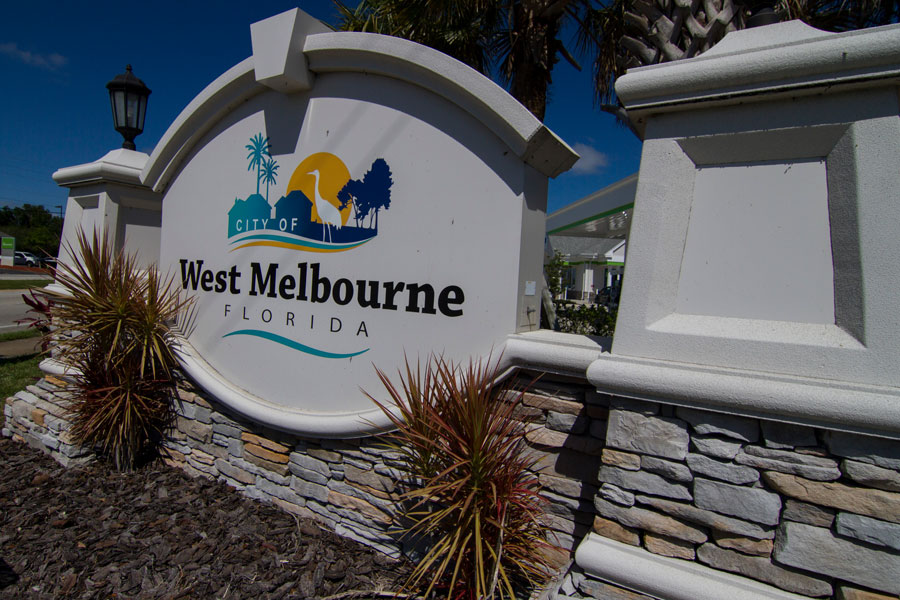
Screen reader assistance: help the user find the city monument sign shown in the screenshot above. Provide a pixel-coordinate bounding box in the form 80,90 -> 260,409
134,9 -> 578,436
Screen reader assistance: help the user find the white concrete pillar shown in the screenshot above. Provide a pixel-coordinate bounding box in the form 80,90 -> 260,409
589,19 -> 900,435
52,149 -> 160,271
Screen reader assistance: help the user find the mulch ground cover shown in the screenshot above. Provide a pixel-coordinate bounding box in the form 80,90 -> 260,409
0,437 -> 411,599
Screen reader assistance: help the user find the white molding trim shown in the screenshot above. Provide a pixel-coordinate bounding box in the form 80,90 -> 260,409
502,330 -> 607,376
42,283 -> 68,295
39,357 -> 77,380
575,534 -> 811,600
172,338 -> 396,438
587,353 -> 900,439
141,30 -> 578,192
141,58 -> 261,193
303,32 -> 577,178
616,21 -> 900,112
53,149 -> 149,189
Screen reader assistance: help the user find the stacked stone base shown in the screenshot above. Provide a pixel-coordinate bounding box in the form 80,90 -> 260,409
2,376 -> 93,467
1,373 -> 599,562
558,568 -> 654,600
163,373 -> 606,560
513,372 -> 609,553
6,373 -> 900,599
579,397 -> 900,599
163,382 -> 406,557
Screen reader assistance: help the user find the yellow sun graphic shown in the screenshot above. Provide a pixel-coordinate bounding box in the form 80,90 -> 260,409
286,152 -> 352,226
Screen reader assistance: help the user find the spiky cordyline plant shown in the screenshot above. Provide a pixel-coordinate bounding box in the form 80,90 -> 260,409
368,355 -> 557,600
46,230 -> 192,471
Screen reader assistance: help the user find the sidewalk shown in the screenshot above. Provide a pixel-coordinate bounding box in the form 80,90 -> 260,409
0,337 -> 43,359
0,268 -> 54,280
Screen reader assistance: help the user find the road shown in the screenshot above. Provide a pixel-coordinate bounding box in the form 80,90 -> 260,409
0,289 -> 43,332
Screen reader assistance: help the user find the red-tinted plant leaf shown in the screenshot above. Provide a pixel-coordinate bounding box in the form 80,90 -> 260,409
367,354 -> 558,599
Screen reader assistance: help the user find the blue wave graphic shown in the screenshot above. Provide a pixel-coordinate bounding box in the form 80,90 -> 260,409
229,232 -> 372,251
223,329 -> 369,359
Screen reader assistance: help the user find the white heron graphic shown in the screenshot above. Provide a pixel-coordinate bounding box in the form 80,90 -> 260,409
309,169 -> 343,243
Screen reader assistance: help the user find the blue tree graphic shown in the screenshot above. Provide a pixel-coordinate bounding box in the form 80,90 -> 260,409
261,156 -> 279,202
337,178 -> 366,227
363,159 -> 392,230
337,159 -> 393,230
245,133 -> 270,195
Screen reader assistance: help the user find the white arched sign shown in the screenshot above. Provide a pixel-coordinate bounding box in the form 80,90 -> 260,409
143,9 -> 577,437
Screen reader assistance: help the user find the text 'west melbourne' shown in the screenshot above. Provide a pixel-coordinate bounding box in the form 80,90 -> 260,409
179,259 -> 465,317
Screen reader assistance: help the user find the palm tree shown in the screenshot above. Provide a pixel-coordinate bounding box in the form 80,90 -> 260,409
336,0 -> 898,123
782,0 -> 899,30
335,0 -> 595,121
261,156 -> 279,202
583,0 -> 899,109
245,133 -> 270,195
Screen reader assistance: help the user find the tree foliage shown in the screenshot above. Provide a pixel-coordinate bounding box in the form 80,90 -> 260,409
0,204 -> 63,256
335,0 -> 599,120
583,0 -> 899,103
555,302 -> 617,335
544,251 -> 566,299
336,0 -> 899,118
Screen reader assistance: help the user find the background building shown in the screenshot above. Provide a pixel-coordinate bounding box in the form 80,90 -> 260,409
546,173 -> 634,302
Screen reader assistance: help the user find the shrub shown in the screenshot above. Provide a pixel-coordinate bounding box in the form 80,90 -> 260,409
46,230 -> 192,470
368,356 -> 556,600
555,303 -> 617,336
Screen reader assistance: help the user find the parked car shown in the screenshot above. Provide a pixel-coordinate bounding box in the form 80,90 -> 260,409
14,251 -> 39,266
595,286 -> 621,307
39,255 -> 57,269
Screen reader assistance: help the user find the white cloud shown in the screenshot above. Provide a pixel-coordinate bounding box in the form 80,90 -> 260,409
570,142 -> 609,175
0,42 -> 68,70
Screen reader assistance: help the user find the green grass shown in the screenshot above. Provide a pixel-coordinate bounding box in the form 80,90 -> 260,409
0,279 -> 51,291
0,328 -> 42,343
0,353 -> 43,410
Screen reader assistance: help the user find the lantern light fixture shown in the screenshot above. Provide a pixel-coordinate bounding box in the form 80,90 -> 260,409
106,65 -> 151,151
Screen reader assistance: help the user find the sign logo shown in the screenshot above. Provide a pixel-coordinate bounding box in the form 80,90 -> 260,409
179,134 -> 464,363
227,134 -> 393,253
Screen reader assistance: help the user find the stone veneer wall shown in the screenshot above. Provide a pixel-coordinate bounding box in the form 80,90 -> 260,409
5,373 -> 900,600
1,372 -> 604,559
2,376 -> 93,467
575,397 -> 900,600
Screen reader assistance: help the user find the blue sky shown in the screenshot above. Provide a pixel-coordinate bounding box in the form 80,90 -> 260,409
0,1 -> 642,216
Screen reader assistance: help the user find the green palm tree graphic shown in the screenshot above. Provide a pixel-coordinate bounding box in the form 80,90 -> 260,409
261,156 -> 279,202
245,133 -> 270,195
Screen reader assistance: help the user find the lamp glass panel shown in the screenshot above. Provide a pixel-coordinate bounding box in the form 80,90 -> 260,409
109,95 -> 118,128
126,92 -> 140,128
136,95 -> 147,130
113,90 -> 126,128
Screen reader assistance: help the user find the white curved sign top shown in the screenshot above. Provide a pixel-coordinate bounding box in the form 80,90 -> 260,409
151,9 -> 577,437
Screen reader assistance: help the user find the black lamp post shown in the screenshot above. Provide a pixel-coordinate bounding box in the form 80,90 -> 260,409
106,65 -> 151,150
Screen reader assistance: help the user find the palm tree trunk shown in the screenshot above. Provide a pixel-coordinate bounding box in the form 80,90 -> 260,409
508,1 -> 564,121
